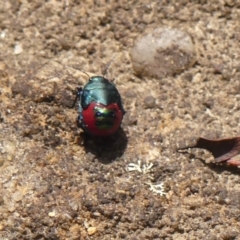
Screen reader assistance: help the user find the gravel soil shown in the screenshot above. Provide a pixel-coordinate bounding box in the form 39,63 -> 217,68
1,1 -> 240,239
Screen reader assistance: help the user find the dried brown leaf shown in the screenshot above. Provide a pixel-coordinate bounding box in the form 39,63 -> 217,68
178,137 -> 240,167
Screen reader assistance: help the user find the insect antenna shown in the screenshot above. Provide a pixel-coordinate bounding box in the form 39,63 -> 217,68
102,55 -> 116,78
66,65 -> 91,79
64,64 -> 91,108
51,60 -> 90,78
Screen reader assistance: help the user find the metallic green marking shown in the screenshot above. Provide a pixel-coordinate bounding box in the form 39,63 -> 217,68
94,106 -> 116,130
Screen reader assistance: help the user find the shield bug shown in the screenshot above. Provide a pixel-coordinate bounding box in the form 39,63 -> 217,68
72,71 -> 125,136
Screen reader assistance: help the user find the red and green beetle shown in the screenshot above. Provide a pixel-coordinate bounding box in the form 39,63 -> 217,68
73,75 -> 125,136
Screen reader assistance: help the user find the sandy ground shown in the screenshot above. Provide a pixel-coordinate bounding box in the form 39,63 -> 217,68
1,0 -> 240,239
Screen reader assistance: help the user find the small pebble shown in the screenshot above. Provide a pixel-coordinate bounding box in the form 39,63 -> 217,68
7,202 -> 16,212
0,224 -> 4,231
12,191 -> 23,202
70,224 -> 81,237
3,141 -> 16,161
144,96 -> 156,108
124,89 -> 136,98
93,211 -> 101,217
0,140 -> 16,162
0,156 -> 4,167
130,27 -> 196,78
87,226 -> 97,236
14,43 -> 23,55
2,140 -> 16,155
48,211 -> 56,217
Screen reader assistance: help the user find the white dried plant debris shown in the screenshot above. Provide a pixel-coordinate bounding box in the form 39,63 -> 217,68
142,162 -> 154,174
127,161 -> 142,173
127,160 -> 153,174
127,160 -> 166,196
145,182 -> 166,196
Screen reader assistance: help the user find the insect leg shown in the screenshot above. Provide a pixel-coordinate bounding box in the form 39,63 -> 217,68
72,87 -> 83,108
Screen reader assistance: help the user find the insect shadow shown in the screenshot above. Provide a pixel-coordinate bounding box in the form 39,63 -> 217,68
76,127 -> 128,164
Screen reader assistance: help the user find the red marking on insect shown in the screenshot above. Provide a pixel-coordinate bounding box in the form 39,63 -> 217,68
81,102 -> 124,136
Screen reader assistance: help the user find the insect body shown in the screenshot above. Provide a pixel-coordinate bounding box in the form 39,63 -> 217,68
73,76 -> 125,136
